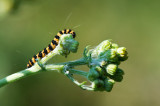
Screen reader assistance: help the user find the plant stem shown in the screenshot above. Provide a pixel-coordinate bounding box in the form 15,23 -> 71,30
0,64 -> 64,88
58,58 -> 87,66
0,69 -> 41,87
0,58 -> 88,88
69,69 -> 88,78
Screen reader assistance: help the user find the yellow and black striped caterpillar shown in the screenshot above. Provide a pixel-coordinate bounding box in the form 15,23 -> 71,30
27,29 -> 76,68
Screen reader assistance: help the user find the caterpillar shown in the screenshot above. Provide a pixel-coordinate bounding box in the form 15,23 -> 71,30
27,29 -> 76,68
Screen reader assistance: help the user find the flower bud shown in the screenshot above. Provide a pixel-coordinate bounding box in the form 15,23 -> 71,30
100,60 -> 107,67
108,68 -> 124,82
111,43 -> 119,49
104,78 -> 115,92
117,47 -> 128,61
92,79 -> 104,91
92,40 -> 112,57
95,65 -> 105,75
69,40 -> 79,53
112,75 -> 123,82
60,34 -> 79,55
106,64 -> 117,75
104,49 -> 118,62
87,67 -> 100,81
116,68 -> 125,75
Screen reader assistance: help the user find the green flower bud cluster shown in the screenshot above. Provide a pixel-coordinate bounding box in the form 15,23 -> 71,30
85,40 -> 128,92
59,34 -> 79,56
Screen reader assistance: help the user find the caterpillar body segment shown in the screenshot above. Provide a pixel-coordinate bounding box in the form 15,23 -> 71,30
27,29 -> 76,68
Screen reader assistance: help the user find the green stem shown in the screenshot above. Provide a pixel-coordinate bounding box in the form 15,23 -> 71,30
0,64 -> 64,88
0,78 -> 8,88
69,69 -> 88,78
0,58 -> 88,88
58,58 -> 87,66
0,69 -> 42,88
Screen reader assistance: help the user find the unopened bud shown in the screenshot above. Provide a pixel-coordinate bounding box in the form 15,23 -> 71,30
87,67 -> 100,81
106,64 -> 117,75
104,78 -> 115,92
92,79 -> 104,91
60,34 -> 79,55
117,47 -> 128,61
111,43 -> 119,48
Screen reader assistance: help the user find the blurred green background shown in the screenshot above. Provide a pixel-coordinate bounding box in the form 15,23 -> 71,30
0,0 -> 160,106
